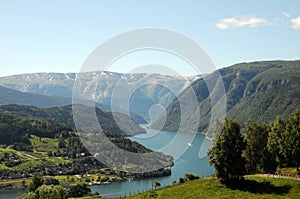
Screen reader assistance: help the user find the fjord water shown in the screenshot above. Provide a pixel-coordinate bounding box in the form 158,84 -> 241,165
0,128 -> 213,199
0,188 -> 27,199
90,127 -> 214,198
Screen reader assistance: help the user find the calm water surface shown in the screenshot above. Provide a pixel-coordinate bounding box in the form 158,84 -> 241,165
0,128 -> 214,198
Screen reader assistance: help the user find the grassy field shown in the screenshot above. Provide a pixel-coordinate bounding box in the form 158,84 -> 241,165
30,135 -> 58,153
121,175 -> 300,199
0,136 -> 71,172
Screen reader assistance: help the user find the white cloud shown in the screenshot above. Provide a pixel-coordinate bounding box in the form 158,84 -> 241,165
283,12 -> 290,18
216,15 -> 268,30
291,17 -> 300,30
216,23 -> 229,30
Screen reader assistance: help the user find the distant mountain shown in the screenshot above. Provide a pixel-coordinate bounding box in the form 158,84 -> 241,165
0,71 -> 196,122
0,104 -> 146,136
0,85 -> 72,108
0,85 -> 147,124
150,60 -> 300,133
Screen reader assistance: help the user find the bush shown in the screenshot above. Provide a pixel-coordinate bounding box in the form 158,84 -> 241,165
67,184 -> 92,198
44,178 -> 60,185
12,143 -> 33,152
179,177 -> 186,184
5,160 -> 22,168
28,175 -> 44,192
185,173 -> 200,181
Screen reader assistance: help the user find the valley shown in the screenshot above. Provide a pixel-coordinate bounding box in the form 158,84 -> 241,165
0,71 -> 196,123
2,1 -> 300,198
0,107 -> 173,191
0,60 -> 299,198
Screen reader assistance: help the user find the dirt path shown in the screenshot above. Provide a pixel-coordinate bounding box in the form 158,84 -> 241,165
22,152 -> 39,160
15,151 -> 39,160
0,178 -> 31,185
258,174 -> 300,181
0,176 -> 55,186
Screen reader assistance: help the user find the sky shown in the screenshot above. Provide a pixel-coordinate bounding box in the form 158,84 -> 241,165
0,0 -> 300,77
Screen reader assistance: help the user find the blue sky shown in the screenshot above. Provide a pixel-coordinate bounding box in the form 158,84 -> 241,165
0,0 -> 300,76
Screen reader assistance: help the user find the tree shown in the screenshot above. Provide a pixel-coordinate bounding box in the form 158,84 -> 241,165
36,185 -> 66,199
185,173 -> 200,181
58,137 -> 65,148
19,185 -> 66,199
267,116 -> 286,167
44,178 -> 60,186
178,177 -> 185,184
17,192 -> 36,199
67,183 -> 92,198
243,123 -> 276,173
153,180 -> 161,189
210,119 -> 224,145
208,119 -> 246,181
51,185 -> 67,199
28,175 -> 44,192
281,110 -> 300,171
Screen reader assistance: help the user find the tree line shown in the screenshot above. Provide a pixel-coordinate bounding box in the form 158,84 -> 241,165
18,175 -> 97,199
208,110 -> 300,181
0,114 -> 70,145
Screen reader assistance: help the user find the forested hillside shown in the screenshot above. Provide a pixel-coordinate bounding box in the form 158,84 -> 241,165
0,105 -> 173,181
151,60 -> 300,133
0,104 -> 145,136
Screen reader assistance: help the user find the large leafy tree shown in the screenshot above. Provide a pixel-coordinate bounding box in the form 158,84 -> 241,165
208,119 -> 246,181
28,175 -> 44,192
267,116 -> 286,167
243,123 -> 276,173
36,185 -> 67,199
67,183 -> 92,198
281,110 -> 300,170
18,185 -> 66,199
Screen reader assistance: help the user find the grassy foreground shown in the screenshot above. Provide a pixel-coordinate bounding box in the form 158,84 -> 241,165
120,175 -> 300,199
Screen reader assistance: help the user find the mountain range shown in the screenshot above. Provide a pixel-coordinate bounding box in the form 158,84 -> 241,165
0,85 -> 147,124
0,71 -> 196,122
1,60 -> 299,135
150,60 -> 300,133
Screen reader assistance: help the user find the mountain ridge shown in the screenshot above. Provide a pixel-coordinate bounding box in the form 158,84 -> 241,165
0,71 -> 196,122
150,60 -> 300,133
0,85 -> 147,124
0,85 -> 72,108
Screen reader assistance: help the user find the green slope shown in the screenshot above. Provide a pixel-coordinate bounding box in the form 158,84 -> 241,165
150,60 -> 300,133
0,104 -> 146,136
0,85 -> 147,125
0,112 -> 173,180
125,175 -> 300,199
